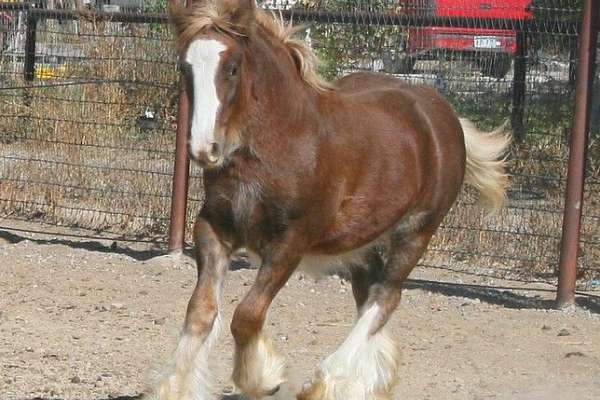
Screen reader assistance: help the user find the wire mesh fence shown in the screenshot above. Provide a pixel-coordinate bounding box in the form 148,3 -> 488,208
0,2 -> 204,244
0,0 -> 598,287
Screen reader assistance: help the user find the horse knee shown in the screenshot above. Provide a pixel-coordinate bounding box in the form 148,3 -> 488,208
185,302 -> 218,336
193,218 -> 229,271
193,217 -> 217,247
231,300 -> 265,345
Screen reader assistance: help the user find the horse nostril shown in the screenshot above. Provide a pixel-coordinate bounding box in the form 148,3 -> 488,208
207,142 -> 221,162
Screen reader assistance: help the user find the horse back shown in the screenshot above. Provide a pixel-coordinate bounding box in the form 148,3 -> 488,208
332,71 -> 466,190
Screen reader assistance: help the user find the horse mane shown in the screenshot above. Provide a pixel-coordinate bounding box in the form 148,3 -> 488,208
170,0 -> 333,92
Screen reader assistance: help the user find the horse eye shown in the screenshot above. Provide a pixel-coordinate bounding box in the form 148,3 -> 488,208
228,65 -> 238,77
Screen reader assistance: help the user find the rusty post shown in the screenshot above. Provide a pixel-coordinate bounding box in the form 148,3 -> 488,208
167,0 -> 193,254
556,0 -> 599,307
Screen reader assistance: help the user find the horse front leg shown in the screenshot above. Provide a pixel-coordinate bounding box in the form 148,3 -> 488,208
150,218 -> 231,400
230,236 -> 303,399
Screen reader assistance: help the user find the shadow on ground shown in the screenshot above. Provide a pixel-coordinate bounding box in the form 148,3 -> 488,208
406,278 -> 600,314
2,228 -> 598,314
0,228 -> 182,261
28,396 -> 143,400
0,228 -> 250,269
26,395 -> 247,400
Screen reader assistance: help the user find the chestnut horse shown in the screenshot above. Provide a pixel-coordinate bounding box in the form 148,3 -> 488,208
151,0 -> 510,399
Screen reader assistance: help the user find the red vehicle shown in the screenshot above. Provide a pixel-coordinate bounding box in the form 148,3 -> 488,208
393,0 -> 533,77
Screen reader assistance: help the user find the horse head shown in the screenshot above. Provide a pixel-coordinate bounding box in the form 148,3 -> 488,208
170,0 -> 330,169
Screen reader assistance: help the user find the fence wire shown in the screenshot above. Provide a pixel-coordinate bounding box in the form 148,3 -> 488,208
0,1 -> 598,287
0,3 -> 204,243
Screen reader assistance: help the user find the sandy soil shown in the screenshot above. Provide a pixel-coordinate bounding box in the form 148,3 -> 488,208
1,223 -> 600,400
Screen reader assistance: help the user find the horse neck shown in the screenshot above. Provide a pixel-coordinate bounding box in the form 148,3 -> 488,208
227,28 -> 321,172
247,27 -> 317,127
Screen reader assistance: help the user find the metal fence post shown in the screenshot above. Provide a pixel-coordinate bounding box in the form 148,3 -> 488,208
23,4 -> 37,105
23,7 -> 36,82
511,31 -> 527,142
556,0 -> 599,307
167,0 -> 192,254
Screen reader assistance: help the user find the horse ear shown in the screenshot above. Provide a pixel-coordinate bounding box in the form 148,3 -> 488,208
221,0 -> 256,29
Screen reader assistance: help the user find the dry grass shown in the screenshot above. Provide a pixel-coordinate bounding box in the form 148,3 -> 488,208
0,20 -> 203,240
425,124 -> 599,281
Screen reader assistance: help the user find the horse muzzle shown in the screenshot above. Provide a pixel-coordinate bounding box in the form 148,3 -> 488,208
189,141 -> 223,169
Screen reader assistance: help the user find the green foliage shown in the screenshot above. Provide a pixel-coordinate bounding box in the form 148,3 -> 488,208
295,0 -> 407,80
446,90 -> 511,131
530,0 -> 582,21
145,0 -> 168,12
309,22 -> 407,80
145,0 -> 170,35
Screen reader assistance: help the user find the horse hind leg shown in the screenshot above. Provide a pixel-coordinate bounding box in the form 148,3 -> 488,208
348,249 -> 385,314
299,219 -> 436,400
148,218 -> 230,400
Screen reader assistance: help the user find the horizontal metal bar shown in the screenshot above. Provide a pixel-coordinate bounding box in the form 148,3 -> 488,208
32,8 -> 168,23
0,197 -> 170,220
0,222 -> 168,244
0,3 -> 168,23
0,3 -> 580,34
0,1 -> 30,10
0,78 -> 173,92
0,176 -> 173,199
280,9 -> 580,35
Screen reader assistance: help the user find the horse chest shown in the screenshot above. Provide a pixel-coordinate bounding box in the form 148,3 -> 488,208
205,180 -> 288,247
230,181 -> 262,231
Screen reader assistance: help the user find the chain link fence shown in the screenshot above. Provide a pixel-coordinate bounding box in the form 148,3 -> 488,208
0,0 -> 598,287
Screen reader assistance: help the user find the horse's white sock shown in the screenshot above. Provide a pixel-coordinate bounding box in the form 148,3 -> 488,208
300,304 -> 400,400
233,333 -> 286,399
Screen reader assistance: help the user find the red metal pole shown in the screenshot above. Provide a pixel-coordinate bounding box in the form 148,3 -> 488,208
167,0 -> 193,254
556,0 -> 598,307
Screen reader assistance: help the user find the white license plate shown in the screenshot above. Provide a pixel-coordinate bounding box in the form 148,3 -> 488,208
474,37 -> 500,49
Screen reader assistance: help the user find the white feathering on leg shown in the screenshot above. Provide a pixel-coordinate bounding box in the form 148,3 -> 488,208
233,333 -> 286,399
300,304 -> 400,400
149,313 -> 222,400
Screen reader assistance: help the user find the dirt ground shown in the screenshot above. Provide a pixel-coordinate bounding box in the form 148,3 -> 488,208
1,222 -> 600,400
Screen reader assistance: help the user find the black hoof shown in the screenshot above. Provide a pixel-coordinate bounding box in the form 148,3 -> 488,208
266,385 -> 281,396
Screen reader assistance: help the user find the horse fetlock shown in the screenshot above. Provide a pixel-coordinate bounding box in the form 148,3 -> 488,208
148,326 -> 220,400
232,334 -> 286,399
147,372 -> 217,400
297,370 -> 395,400
299,322 -> 400,400
145,375 -> 183,400
156,375 -> 181,400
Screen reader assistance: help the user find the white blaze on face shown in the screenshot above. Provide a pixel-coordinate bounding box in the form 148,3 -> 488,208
185,39 -> 227,161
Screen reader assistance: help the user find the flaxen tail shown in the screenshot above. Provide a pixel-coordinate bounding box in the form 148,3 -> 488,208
460,118 -> 511,214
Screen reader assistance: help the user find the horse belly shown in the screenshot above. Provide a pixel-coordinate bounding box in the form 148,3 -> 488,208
299,231 -> 391,277
309,196 -> 404,255
239,231 -> 389,278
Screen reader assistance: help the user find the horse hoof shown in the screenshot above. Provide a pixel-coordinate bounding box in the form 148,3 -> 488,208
266,385 -> 281,396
